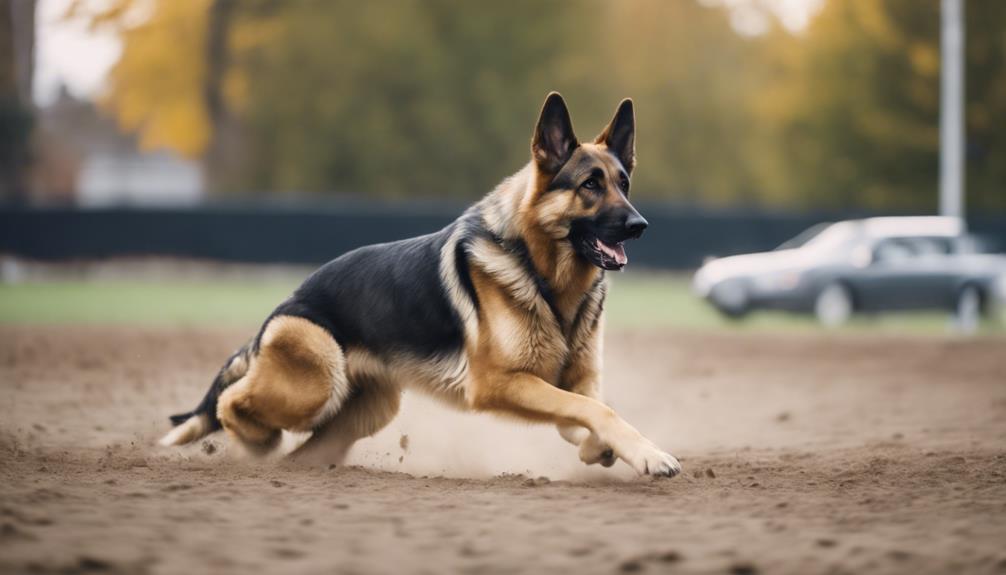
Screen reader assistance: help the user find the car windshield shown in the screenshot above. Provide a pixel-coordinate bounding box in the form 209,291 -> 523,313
776,222 -> 856,252
775,223 -> 829,250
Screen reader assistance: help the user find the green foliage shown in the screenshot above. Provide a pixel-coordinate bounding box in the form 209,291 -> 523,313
230,0 -> 765,201
96,0 -> 1006,212
754,0 -> 1005,213
237,0 -> 574,196
964,1 -> 1006,212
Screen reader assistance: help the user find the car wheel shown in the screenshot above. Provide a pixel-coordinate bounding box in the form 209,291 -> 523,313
954,285 -> 982,334
815,283 -> 852,327
710,280 -> 749,319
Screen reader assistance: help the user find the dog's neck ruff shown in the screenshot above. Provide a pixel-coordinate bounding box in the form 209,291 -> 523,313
473,163 -> 606,338
488,230 -> 566,330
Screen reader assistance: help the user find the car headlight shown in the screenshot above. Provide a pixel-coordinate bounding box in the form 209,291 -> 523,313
692,267 -> 717,297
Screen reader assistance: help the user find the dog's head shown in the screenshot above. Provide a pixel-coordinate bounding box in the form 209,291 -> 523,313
528,92 -> 646,271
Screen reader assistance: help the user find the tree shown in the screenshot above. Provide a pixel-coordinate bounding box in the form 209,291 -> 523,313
83,0 -> 1006,212
754,0 -> 1005,213
964,0 -> 1006,211
0,0 -> 35,202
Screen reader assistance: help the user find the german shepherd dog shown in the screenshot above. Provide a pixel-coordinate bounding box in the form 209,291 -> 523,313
161,93 -> 681,477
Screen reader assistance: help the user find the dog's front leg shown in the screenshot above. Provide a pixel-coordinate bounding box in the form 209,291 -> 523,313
557,367 -> 616,466
469,370 -> 680,477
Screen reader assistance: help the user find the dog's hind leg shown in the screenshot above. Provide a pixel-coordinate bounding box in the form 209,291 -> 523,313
215,375 -> 282,455
287,375 -> 401,467
160,340 -> 254,447
217,316 -> 351,457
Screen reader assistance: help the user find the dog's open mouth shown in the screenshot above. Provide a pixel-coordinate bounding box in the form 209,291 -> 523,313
569,218 -> 640,271
594,238 -> 628,269
571,230 -> 631,271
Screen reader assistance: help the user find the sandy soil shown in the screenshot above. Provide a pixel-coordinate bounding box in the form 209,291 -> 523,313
2,325 -> 1005,575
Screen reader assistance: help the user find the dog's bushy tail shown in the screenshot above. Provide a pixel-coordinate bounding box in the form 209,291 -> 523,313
159,341 -> 253,447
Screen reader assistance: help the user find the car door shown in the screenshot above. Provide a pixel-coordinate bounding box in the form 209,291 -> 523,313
851,237 -> 961,311
903,237 -> 960,309
847,238 -> 924,311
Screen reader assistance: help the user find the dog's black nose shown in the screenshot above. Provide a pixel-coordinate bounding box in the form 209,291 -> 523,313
625,214 -> 648,238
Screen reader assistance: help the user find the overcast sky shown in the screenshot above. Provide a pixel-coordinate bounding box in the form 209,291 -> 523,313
33,0 -> 121,106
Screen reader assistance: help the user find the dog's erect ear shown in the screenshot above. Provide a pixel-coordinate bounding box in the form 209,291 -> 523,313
595,98 -> 635,173
532,92 -> 578,173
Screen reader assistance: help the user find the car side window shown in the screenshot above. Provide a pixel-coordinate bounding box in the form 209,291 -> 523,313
873,239 -> 916,264
911,237 -> 952,259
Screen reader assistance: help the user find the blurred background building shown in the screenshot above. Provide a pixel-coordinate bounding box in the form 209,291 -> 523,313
32,86 -> 204,206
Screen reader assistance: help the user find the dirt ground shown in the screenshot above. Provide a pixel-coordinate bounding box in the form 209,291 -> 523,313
2,325 -> 1005,575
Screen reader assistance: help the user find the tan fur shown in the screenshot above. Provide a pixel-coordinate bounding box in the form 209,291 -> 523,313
517,143 -> 632,317
455,103 -> 680,476
289,376 -> 402,465
345,347 -> 468,409
555,317 -> 616,466
221,352 -> 248,382
200,95 -> 678,476
217,316 -> 349,454
464,178 -> 606,421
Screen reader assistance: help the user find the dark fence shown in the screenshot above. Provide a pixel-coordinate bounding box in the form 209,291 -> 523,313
1,202 -> 1003,269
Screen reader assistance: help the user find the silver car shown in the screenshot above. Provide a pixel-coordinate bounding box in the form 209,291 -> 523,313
692,216 -> 1006,328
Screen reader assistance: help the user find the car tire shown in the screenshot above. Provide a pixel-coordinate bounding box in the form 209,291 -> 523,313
815,283 -> 853,327
710,280 -> 749,319
954,284 -> 982,335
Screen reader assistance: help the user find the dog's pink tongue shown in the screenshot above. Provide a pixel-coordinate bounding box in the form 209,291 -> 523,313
596,239 -> 628,265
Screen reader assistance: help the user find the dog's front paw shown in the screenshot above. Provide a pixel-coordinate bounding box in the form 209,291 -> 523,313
578,432 -> 616,467
621,440 -> 681,478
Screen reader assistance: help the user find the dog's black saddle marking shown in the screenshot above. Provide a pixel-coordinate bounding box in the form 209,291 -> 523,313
267,225 -> 466,360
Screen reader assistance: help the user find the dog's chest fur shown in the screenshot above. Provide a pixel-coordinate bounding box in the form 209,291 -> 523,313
467,235 -> 605,383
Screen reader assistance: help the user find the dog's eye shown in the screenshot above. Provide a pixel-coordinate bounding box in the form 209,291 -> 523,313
619,177 -> 630,193
582,178 -> 599,190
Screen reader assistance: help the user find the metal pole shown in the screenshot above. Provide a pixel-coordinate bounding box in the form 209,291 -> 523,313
940,0 -> 964,219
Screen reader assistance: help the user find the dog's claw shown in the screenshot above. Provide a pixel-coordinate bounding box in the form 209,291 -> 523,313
582,428 -> 678,477
651,453 -> 682,477
624,441 -> 681,478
